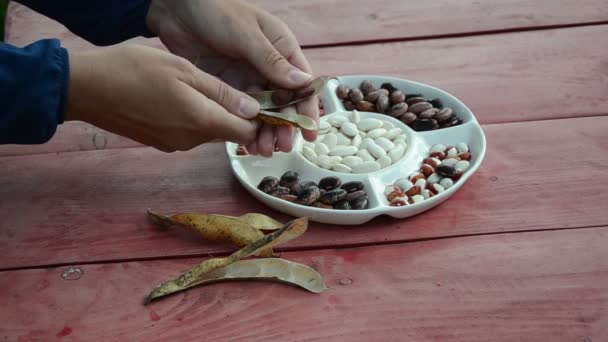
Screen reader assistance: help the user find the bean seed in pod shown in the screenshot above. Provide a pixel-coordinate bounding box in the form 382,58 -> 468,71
365,90 -> 384,103
279,194 -> 298,203
419,108 -> 440,119
336,85 -> 350,99
319,189 -> 348,205
319,176 -> 342,191
400,112 -> 417,125
344,101 -> 356,111
312,201 -> 333,209
271,89 -> 295,107
350,196 -> 369,210
291,180 -> 317,195
269,186 -> 291,197
356,100 -> 376,112
435,164 -> 457,178
413,119 -> 439,131
360,80 -> 375,95
389,103 -> 409,117
381,83 -> 397,94
349,88 -> 364,103
280,171 -> 299,188
258,176 -> 279,193
334,200 -> 352,210
341,181 -> 365,193
376,94 -> 390,113
390,90 -> 406,104
435,108 -> 453,123
430,98 -> 444,109
409,102 -> 434,114
345,190 -> 367,202
297,186 -> 321,206
406,97 -> 427,106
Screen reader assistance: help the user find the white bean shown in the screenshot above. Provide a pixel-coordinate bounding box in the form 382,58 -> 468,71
430,144 -> 447,153
388,143 -> 406,161
324,133 -> 338,150
328,116 -> 348,127
351,110 -> 361,124
377,156 -> 392,169
411,195 -> 425,203
366,142 -> 387,159
343,156 -> 363,168
456,142 -> 469,153
441,158 -> 459,166
375,137 -> 395,151
352,161 -> 381,173
315,142 -> 330,156
356,149 -> 375,162
333,163 -> 352,173
427,173 -> 442,184
357,118 -> 383,131
328,156 -> 342,168
446,147 -> 458,158
382,121 -> 394,130
384,128 -> 403,140
341,122 -> 359,137
421,189 -> 432,199
319,120 -> 331,131
415,178 -> 427,190
393,135 -> 407,144
367,128 -> 387,139
360,137 -> 374,150
352,134 -> 362,148
395,178 -> 413,192
455,160 -> 471,172
336,133 -> 351,146
440,178 -> 454,189
302,146 -> 318,162
330,145 -> 358,157
432,183 -> 446,194
317,155 -> 331,169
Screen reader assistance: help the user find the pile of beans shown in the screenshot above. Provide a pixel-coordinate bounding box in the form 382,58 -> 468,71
301,111 -> 407,173
385,143 -> 472,206
257,171 -> 369,210
336,80 -> 462,132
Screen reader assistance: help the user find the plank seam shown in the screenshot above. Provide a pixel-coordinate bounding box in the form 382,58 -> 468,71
301,21 -> 608,49
1,223 -> 606,273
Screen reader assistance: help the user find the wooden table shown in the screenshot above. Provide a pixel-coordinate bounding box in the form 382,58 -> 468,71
1,1 -> 607,341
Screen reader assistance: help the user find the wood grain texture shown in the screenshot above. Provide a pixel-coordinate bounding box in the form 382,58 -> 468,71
6,1 -> 608,47
1,116 -> 607,269
1,24 -> 607,156
0,228 -> 606,341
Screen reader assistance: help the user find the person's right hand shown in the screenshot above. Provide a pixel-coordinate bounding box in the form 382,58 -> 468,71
65,44 -> 260,153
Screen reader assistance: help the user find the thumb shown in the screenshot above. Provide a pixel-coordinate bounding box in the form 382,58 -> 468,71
243,32 -> 313,89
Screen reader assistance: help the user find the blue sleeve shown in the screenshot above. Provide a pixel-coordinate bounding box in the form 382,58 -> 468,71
0,39 -> 69,144
15,0 -> 155,46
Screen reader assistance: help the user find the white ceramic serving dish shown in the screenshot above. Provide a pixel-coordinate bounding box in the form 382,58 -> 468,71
226,75 -> 486,225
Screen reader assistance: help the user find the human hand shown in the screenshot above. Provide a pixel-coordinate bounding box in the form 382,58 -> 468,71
146,0 -> 319,156
65,44 -> 260,152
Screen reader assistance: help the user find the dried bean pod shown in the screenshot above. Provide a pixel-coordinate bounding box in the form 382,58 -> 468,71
319,189 -> 348,205
349,88 -> 364,103
318,176 -> 342,191
341,181 -> 365,193
258,176 -> 279,193
356,101 -> 376,112
336,85 -> 350,99
360,80 -> 375,95
271,89 -> 295,107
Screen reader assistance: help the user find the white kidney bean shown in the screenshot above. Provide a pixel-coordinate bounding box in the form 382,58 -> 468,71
367,128 -> 387,139
336,133 -> 351,146
388,143 -> 406,161
366,142 -> 387,159
330,145 -> 358,157
315,142 -> 329,156
351,110 -> 361,123
333,163 -> 352,173
343,156 -> 363,168
328,116 -> 348,127
324,133 -> 337,150
377,156 -> 392,169
302,146 -> 318,163
455,160 -> 471,172
352,134 -> 362,148
340,122 -> 358,137
357,118 -> 383,131
356,149 -> 375,162
375,137 -> 395,151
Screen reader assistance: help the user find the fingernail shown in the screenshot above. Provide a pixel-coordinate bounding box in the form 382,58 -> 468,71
288,69 -> 313,84
239,97 -> 260,118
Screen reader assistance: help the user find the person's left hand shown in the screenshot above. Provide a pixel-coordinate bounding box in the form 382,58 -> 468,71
146,0 -> 319,157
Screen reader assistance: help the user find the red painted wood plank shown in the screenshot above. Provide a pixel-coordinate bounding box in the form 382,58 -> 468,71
1,25 -> 606,156
1,116 -> 607,269
6,1 -> 608,47
0,228 -> 606,341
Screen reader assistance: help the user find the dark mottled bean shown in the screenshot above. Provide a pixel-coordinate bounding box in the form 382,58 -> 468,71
441,117 -> 462,128
280,171 -> 299,188
269,186 -> 291,197
297,186 -> 320,205
334,200 -> 352,210
343,100 -> 356,111
291,181 -> 317,195
430,98 -> 444,109
412,119 -> 439,131
341,181 -> 365,193
319,189 -> 347,205
360,80 -> 376,95
436,164 -> 457,178
257,176 -> 279,193
271,89 -> 295,107
381,83 -> 397,94
350,197 -> 369,210
345,190 -> 367,202
319,176 -> 342,191
336,85 -> 350,99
